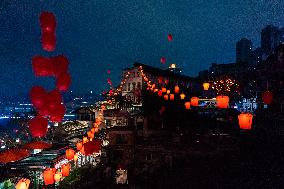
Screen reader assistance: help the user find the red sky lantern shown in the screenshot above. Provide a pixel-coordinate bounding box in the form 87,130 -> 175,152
23,141 -> 52,150
162,87 -> 167,93
41,33 -> 56,52
61,163 -> 70,177
40,12 -> 56,33
160,57 -> 166,64
28,116 -> 48,138
15,178 -> 30,189
216,95 -> 229,109
174,85 -> 179,93
56,72 -> 71,92
158,90 -> 163,97
65,148 -> 75,160
49,103 -> 65,122
0,149 -> 30,164
52,55 -> 69,76
30,86 -> 47,109
238,113 -> 253,130
184,102 -> 191,109
164,94 -> 169,101
43,168 -> 55,185
32,56 -> 53,77
170,94 -> 175,101
190,97 -> 199,107
262,91 -> 273,105
167,34 -> 173,41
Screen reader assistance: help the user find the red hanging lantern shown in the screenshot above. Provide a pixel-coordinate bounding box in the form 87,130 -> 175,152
170,94 -> 175,101
56,72 -> 71,92
40,12 -> 56,33
238,113 -> 253,130
184,102 -> 191,109
43,168 -> 55,185
30,86 -> 47,109
61,163 -> 70,177
160,57 -> 166,64
65,148 -> 75,160
190,97 -> 199,107
167,34 -> 173,41
216,95 -> 229,109
164,94 -> 169,101
41,33 -> 56,52
158,90 -> 163,97
15,178 -> 30,189
174,85 -> 179,93
28,116 -> 48,138
162,88 -> 166,93
262,91 -> 273,105
76,142 -> 83,150
32,56 -> 54,77
23,141 -> 52,150
52,55 -> 69,77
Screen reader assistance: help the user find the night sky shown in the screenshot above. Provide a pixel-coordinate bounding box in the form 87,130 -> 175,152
1,0 -> 284,98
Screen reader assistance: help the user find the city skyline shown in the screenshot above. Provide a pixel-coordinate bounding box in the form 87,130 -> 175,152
1,0 -> 284,98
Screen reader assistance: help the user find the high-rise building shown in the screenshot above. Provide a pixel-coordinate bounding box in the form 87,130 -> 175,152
261,25 -> 284,56
236,38 -> 252,64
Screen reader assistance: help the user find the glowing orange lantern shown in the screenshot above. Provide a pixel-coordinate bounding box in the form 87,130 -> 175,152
164,95 -> 169,101
65,148 -> 75,160
190,97 -> 199,107
166,90 -> 170,94
216,95 -> 229,109
174,85 -> 179,93
73,153 -> 78,161
76,142 -> 83,150
16,178 -> 30,189
238,113 -> 253,130
43,168 -> 55,185
61,163 -> 70,177
83,137 -> 88,144
170,94 -> 175,101
162,88 -> 166,93
184,102 -> 191,109
180,93 -> 185,100
203,82 -> 210,90
54,172 -> 62,182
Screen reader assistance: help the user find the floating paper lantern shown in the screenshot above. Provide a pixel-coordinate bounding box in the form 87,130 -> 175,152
56,72 -> 71,92
174,85 -> 179,93
180,93 -> 185,100
52,55 -> 69,76
40,12 -> 56,33
262,91 -> 273,105
184,102 -> 191,109
166,90 -> 170,94
54,172 -> 62,182
170,94 -> 175,101
216,95 -> 229,109
76,142 -> 83,150
30,86 -> 47,109
49,103 -> 65,122
160,57 -> 166,64
32,56 -> 53,77
203,82 -> 210,90
43,168 -> 55,185
190,97 -> 199,107
168,34 -> 173,41
162,88 -> 166,93
164,95 -> 169,101
16,178 -> 30,189
238,113 -> 253,130
61,163 -> 70,177
65,148 -> 75,160
28,116 -> 48,138
41,33 -> 56,52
